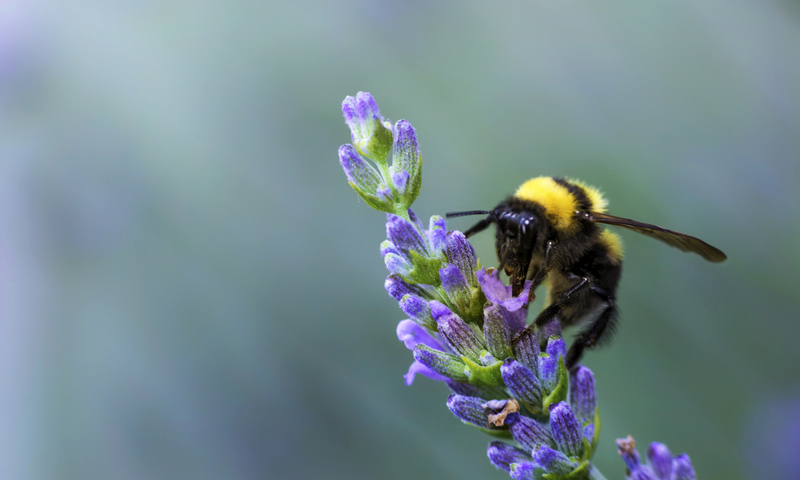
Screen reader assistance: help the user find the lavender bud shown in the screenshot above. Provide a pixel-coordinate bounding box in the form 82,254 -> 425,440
413,344 -> 468,382
672,454 -> 696,480
426,216 -> 447,256
508,414 -> 553,452
343,92 -> 393,162
549,401 -> 584,457
385,274 -> 431,301
532,445 -> 576,476
487,441 -> 532,473
380,240 -> 401,258
338,144 -> 382,192
646,442 -> 673,480
513,327 -> 540,373
396,319 -> 442,351
569,365 -> 597,423
538,352 -> 559,393
386,214 -> 429,257
384,252 -> 412,277
509,462 -> 543,480
376,183 -> 393,202
392,120 -> 421,177
545,335 -> 567,363
446,380 -> 508,400
390,168 -> 409,194
447,394 -> 490,428
445,231 -> 478,286
439,264 -> 471,309
400,294 -> 435,329
483,304 -> 513,360
501,359 -> 543,409
430,301 -> 484,361
480,351 -> 498,366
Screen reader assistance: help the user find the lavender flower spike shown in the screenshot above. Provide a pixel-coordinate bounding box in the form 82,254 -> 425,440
342,92 -> 393,162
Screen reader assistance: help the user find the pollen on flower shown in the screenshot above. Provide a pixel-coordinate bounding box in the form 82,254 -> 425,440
485,398 -> 520,427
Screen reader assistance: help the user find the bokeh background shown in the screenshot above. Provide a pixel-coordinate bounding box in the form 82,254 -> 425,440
1,1 -> 799,479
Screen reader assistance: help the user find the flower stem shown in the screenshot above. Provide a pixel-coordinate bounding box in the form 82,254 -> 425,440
588,464 -> 608,480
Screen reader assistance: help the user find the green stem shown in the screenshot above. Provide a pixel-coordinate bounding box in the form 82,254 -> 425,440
588,464 -> 609,480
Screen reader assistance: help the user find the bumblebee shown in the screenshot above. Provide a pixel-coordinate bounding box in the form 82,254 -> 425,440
446,176 -> 726,369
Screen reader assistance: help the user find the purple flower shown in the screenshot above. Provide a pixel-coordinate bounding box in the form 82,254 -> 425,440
487,441 -> 532,473
673,453 -> 696,480
392,120 -> 420,179
397,320 -> 448,385
439,263 -> 471,309
338,144 -> 381,193
475,268 -> 530,334
549,401 -> 584,457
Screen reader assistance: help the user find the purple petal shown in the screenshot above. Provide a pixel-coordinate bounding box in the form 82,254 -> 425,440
476,268 -> 511,303
397,319 -> 442,351
546,336 -> 567,364
404,360 -> 447,385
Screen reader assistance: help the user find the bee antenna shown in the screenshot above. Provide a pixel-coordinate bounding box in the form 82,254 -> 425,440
445,210 -> 492,218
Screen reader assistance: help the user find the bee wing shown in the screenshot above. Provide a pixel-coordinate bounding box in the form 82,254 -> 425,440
587,212 -> 727,263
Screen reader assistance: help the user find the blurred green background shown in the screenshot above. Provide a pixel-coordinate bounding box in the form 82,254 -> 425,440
1,1 -> 799,479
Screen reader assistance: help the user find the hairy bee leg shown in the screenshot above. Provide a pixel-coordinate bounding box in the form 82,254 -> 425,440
512,276 -> 591,346
524,241 -> 555,303
565,285 -> 618,369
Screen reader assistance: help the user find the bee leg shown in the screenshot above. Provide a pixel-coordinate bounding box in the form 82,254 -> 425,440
511,275 -> 591,344
524,241 -> 556,303
564,286 -> 618,369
